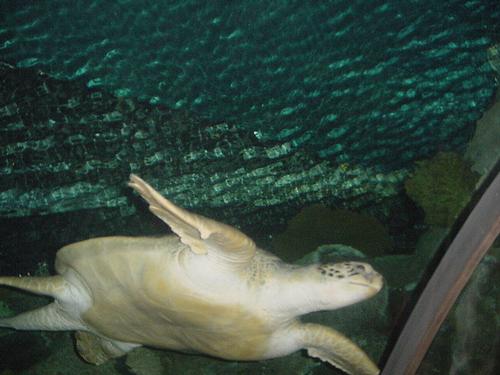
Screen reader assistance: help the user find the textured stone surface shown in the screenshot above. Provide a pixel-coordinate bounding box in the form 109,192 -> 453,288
465,89 -> 500,177
0,62 -> 407,222
1,1 -> 497,169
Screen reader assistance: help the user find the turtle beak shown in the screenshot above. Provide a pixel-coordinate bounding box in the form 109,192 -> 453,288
362,271 -> 383,293
348,265 -> 383,293
364,270 -> 380,284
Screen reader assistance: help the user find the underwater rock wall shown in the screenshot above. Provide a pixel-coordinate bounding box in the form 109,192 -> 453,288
465,87 -> 500,177
1,1 -> 498,169
0,62 -> 406,226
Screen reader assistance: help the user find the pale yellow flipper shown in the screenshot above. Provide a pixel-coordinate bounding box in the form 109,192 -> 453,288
128,174 -> 256,264
0,276 -> 66,297
0,276 -> 72,330
297,323 -> 380,375
75,331 -> 136,365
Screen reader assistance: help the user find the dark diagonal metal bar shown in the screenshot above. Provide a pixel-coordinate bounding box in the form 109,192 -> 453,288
381,170 -> 500,375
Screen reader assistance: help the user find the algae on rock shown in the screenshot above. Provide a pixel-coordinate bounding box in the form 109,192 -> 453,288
404,152 -> 479,227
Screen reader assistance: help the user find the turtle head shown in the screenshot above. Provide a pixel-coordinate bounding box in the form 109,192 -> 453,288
310,261 -> 383,310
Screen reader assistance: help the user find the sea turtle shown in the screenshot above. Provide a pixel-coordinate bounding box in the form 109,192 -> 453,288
0,174 -> 383,375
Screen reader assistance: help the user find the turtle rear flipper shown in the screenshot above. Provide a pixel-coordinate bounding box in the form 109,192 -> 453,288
0,275 -> 66,297
0,303 -> 80,331
75,331 -> 140,365
0,275 -> 82,331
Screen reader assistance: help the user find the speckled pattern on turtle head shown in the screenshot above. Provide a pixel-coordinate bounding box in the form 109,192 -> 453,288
0,174 -> 383,375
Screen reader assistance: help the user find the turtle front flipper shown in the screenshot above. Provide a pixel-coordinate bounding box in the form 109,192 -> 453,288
297,323 -> 380,375
128,174 -> 256,264
75,331 -> 140,365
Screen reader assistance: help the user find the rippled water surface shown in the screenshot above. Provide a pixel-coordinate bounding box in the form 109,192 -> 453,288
2,0 -> 499,169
